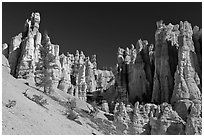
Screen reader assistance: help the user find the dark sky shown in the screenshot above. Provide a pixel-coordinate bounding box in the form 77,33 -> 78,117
2,2 -> 202,69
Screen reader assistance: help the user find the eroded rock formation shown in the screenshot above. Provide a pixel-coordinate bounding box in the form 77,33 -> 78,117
170,21 -> 202,123
2,54 -> 10,73
112,20 -> 202,134
192,26 -> 202,87
171,21 -> 201,103
5,12 -> 104,100
16,12 -> 42,83
2,43 -> 9,58
8,33 -> 22,76
58,53 -> 72,93
41,34 -> 61,94
151,21 -> 179,104
116,40 -> 154,104
185,100 -> 202,135
149,103 -> 186,135
3,12 -> 202,135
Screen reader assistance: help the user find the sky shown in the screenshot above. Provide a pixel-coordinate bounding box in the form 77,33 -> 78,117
2,2 -> 202,69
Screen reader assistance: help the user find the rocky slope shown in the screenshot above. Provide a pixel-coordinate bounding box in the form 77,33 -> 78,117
2,12 -> 202,135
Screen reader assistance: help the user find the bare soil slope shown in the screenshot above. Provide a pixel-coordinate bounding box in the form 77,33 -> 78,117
2,64 -> 106,135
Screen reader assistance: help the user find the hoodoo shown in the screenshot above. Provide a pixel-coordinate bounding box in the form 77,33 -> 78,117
2,12 -> 202,135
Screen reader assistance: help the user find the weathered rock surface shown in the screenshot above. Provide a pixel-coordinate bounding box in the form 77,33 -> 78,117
41,34 -> 61,94
2,43 -> 9,58
5,12 -> 102,99
8,33 -> 22,76
192,26 -> 202,88
150,103 -> 185,135
116,40 -> 154,104
58,53 -> 72,92
85,56 -> 97,93
96,69 -> 115,91
171,21 -> 201,104
185,100 -> 202,135
170,22 -> 202,125
3,12 -> 202,135
151,21 -> 179,104
2,54 -> 11,73
15,12 -> 42,83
